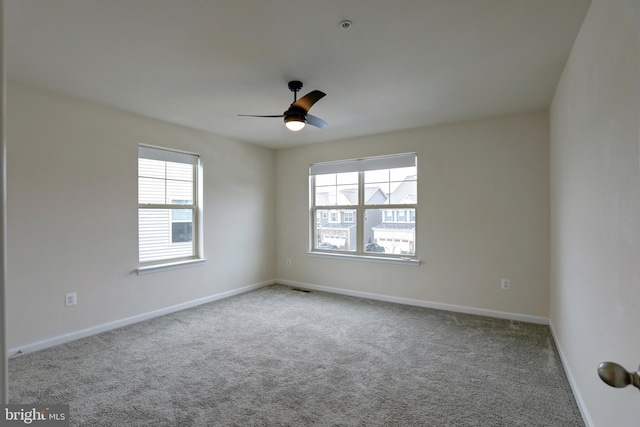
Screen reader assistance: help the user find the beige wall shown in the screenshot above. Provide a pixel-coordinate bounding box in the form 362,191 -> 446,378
550,0 -> 640,425
276,111 -> 550,319
6,82 -> 276,349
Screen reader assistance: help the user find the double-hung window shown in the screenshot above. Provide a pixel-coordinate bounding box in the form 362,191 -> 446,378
138,146 -> 201,267
310,153 -> 417,258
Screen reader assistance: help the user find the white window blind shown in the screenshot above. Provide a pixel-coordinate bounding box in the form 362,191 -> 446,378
139,146 -> 199,165
309,153 -> 416,175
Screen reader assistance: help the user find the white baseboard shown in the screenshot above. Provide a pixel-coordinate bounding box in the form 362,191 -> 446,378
8,280 -> 275,358
277,279 -> 549,325
549,320 -> 593,427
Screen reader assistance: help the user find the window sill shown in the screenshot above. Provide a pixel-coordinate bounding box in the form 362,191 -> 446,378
137,258 -> 206,275
307,251 -> 421,266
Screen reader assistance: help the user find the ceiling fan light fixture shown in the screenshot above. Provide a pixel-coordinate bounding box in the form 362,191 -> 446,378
239,81 -> 326,131
285,116 -> 306,131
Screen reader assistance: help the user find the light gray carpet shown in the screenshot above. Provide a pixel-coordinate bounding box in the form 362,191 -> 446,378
9,284 -> 584,426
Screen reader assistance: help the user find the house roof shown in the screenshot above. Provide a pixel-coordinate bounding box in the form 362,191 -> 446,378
6,0 -> 591,149
315,186 -> 387,206
389,176 -> 417,204
340,187 -> 388,205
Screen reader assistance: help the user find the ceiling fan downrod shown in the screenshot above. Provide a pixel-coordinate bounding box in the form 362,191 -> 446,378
288,80 -> 303,103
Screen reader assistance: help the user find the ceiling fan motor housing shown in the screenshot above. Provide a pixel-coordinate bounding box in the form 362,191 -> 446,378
288,80 -> 303,92
285,106 -> 307,120
284,107 -> 307,129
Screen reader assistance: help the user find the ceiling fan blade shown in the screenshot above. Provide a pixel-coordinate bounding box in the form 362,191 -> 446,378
306,114 -> 328,129
292,90 -> 326,113
238,114 -> 285,118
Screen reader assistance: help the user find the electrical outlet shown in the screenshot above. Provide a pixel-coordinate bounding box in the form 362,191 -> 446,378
286,259 -> 292,267
501,279 -> 510,290
65,292 -> 77,307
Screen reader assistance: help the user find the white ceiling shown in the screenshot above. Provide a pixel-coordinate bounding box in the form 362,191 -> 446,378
6,0 -> 591,149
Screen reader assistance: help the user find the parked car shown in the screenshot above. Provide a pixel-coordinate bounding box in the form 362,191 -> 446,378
318,242 -> 338,249
365,243 -> 385,253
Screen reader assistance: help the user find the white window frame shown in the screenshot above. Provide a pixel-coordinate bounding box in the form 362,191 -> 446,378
137,145 -> 204,274
309,153 -> 418,262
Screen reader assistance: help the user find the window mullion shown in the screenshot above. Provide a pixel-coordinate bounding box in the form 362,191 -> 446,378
139,204 -> 195,209
357,171 -> 365,254
367,203 -> 417,210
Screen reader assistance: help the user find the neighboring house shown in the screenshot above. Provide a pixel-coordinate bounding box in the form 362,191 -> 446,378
372,221 -> 415,254
316,178 -> 418,255
372,176 -> 417,255
317,210 -> 357,250
316,187 -> 387,250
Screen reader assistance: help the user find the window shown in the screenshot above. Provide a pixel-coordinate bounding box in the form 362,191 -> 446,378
384,210 -> 395,222
310,153 -> 417,257
138,146 -> 201,265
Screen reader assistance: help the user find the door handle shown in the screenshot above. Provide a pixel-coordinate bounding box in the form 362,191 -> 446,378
597,362 -> 640,391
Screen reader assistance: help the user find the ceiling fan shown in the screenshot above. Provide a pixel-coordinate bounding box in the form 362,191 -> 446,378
238,81 -> 327,132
